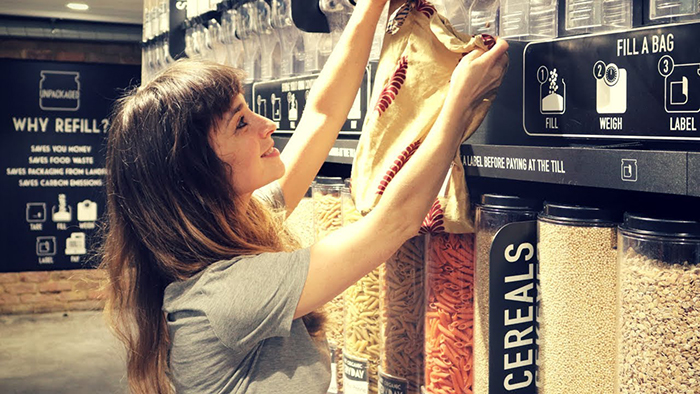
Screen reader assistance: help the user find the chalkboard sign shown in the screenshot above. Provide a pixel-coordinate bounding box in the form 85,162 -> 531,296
0,59 -> 140,272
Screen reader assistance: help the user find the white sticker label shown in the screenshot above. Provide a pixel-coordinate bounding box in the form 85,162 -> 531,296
327,346 -> 338,394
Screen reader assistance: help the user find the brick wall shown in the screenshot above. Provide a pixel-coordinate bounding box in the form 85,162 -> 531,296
0,271 -> 106,314
0,37 -> 139,315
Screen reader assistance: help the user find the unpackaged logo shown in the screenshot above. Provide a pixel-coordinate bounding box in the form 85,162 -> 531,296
39,71 -> 80,111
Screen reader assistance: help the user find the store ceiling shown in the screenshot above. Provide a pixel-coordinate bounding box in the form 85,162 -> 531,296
1,0 -> 143,25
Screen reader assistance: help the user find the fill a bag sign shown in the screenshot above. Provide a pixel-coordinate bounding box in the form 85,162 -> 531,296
0,58 -> 139,272
523,22 -> 700,140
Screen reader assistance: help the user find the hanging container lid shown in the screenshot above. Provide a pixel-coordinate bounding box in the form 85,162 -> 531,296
313,176 -> 343,184
619,212 -> 700,240
477,194 -> 540,211
539,202 -> 618,226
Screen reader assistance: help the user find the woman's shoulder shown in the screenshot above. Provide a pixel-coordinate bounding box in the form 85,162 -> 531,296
162,256 -> 248,308
164,249 -> 309,305
253,180 -> 285,210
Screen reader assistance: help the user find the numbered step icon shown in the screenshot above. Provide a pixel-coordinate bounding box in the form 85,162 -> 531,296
593,60 -> 627,114
658,55 -> 700,114
538,65 -> 567,115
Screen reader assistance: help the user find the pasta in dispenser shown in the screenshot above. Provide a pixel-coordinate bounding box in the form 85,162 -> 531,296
425,233 -> 475,394
379,235 -> 425,394
312,177 -> 345,393
342,182 -> 381,393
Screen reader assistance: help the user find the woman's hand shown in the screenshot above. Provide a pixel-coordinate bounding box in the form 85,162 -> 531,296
448,37 -> 509,112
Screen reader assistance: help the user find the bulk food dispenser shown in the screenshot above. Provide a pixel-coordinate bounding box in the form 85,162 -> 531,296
148,1 -> 700,393
342,182 -> 382,394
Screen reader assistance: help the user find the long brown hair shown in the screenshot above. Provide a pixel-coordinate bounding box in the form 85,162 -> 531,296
102,59 -> 322,394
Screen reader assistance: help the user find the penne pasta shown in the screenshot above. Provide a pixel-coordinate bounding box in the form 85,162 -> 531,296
342,188 -> 382,393
425,233 -> 475,394
313,185 -> 345,392
380,236 -> 426,394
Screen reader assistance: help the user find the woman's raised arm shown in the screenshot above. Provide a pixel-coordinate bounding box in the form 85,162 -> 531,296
294,39 -> 510,319
277,0 -> 388,213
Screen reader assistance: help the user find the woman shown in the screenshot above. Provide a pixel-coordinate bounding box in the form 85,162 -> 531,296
102,0 -> 508,392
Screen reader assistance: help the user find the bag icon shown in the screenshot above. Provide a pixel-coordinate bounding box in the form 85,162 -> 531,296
77,200 -> 98,222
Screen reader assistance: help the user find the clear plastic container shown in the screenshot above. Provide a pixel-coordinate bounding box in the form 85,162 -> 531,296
152,40 -> 164,74
470,0 -> 499,36
379,235 -> 425,394
313,177 -> 343,240
649,0 -> 698,19
292,33 -> 307,75
209,0 -> 224,13
285,187 -> 315,248
424,233 -> 475,394
206,19 -> 227,63
150,0 -> 160,40
143,0 -> 153,42
237,3 -> 263,82
208,20 -> 225,63
317,34 -> 335,71
141,47 -> 150,83
158,0 -> 169,34
271,0 -> 302,77
198,0 -> 217,15
252,0 -> 280,81
320,0 -> 353,31
196,24 -> 216,61
312,177 -> 344,393
141,0 -> 151,42
222,9 -> 246,69
342,183 -> 381,394
319,0 -> 353,71
303,32 -> 324,73
186,0 -> 199,19
161,38 -> 175,69
437,0 -> 470,33
185,24 -> 207,59
565,0 -> 631,33
474,194 -> 539,394
617,213 -> 700,394
500,0 -> 558,41
537,203 -> 619,394
184,26 -> 196,58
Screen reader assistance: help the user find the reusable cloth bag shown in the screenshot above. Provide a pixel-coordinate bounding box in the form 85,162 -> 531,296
351,0 -> 506,234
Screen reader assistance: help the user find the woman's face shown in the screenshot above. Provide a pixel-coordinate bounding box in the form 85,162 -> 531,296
210,94 -> 284,197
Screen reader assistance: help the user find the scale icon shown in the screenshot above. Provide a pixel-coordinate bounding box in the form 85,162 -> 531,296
594,61 -> 627,114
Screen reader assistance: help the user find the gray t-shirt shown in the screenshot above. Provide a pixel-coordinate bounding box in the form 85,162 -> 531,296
163,184 -> 331,393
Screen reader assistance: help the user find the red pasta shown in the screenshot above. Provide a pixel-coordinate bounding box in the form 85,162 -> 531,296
425,233 -> 475,394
